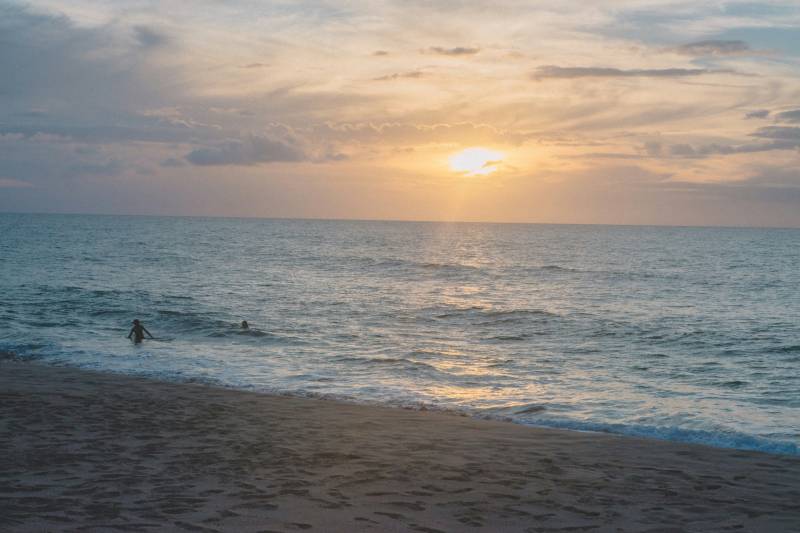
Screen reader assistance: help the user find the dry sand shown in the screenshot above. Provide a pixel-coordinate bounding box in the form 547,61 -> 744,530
1,361 -> 799,532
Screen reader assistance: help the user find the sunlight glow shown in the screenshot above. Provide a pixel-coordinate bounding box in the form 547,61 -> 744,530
449,147 -> 504,176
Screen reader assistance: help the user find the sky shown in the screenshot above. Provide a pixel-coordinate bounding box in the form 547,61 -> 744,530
1,0 -> 800,226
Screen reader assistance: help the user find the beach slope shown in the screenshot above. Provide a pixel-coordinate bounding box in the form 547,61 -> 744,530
1,362 -> 799,532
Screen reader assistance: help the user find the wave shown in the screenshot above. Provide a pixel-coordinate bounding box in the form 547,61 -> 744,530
149,312 -> 305,345
429,306 -> 559,325
312,255 -> 490,280
485,334 -> 532,342
0,342 -> 49,360
479,309 -> 558,323
502,416 -> 798,456
514,404 -> 547,414
206,329 -> 270,338
719,380 -> 749,389
408,348 -> 464,359
518,264 -> 680,280
538,264 -> 582,272
0,350 -> 19,360
15,285 -> 205,325
4,353 -> 798,457
4,284 -> 301,347
767,344 -> 800,354
267,388 -> 800,456
418,261 -> 481,272
334,355 -> 442,373
266,384 -> 799,456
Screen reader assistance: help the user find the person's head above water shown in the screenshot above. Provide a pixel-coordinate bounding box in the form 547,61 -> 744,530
241,320 -> 249,329
127,318 -> 153,341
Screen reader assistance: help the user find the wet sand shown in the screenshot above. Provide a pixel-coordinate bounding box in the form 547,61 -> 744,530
2,361 -> 799,532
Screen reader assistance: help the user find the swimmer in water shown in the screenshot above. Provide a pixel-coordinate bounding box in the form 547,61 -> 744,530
127,319 -> 154,344
241,320 -> 249,330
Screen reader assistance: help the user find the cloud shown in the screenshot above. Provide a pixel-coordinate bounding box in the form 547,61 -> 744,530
742,166 -> 800,189
425,46 -> 480,56
531,65 -> 723,80
65,159 -> 125,178
667,138 -> 800,158
0,178 -> 34,188
324,152 -> 349,161
186,135 -> 306,166
745,109 -> 770,119
133,25 -> 169,48
0,0 -> 798,224
373,71 -> 425,81
751,126 -> 800,141
668,144 -> 698,157
313,121 -> 529,147
0,3 -> 183,127
670,171 -> 800,207
16,108 -> 48,118
774,109 -> 800,124
675,40 -> 751,56
160,157 -> 185,167
644,141 -> 663,156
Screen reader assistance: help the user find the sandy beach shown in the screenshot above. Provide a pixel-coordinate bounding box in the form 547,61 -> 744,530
2,361 -> 799,532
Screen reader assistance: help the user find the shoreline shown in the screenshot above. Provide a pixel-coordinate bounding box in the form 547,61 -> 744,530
2,360 -> 800,532
4,353 -> 796,458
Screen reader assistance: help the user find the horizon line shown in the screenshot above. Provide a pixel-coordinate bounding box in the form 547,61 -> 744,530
1,209 -> 798,231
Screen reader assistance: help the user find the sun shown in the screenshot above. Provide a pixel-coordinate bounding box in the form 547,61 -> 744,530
449,147 -> 504,176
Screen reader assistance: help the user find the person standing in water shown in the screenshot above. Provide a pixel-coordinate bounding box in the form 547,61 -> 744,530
127,319 -> 154,344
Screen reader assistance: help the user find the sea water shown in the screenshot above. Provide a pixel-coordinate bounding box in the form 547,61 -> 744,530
1,213 -> 798,454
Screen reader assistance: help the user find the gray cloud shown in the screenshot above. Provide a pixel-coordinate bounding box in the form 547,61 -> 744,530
324,152 -> 349,161
0,3 -> 270,184
0,130 -> 155,184
65,159 -> 125,178
372,50 -> 389,56
644,141 -> 663,156
745,109 -> 770,119
186,136 -> 306,166
312,121 -> 529,147
625,131 -> 800,160
742,166 -> 800,188
675,40 -> 751,57
672,171 -> 800,207
751,126 -> 800,141
532,66 -> 722,80
0,5 -> 169,103
774,109 -> 800,123
426,46 -> 480,56
668,144 -> 697,157
373,71 -> 425,81
0,2 -> 191,152
0,178 -> 34,188
667,138 -> 800,158
16,108 -> 48,118
599,163 -> 800,200
160,157 -> 185,167
134,25 -> 169,48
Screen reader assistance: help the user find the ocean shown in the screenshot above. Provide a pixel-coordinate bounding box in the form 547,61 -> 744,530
1,213 -> 798,455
